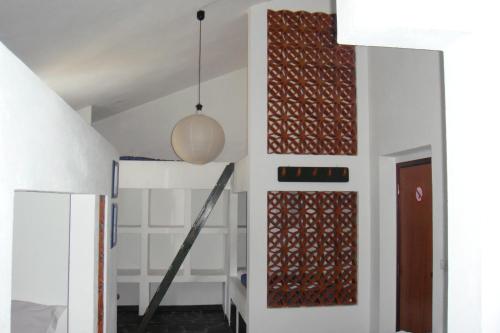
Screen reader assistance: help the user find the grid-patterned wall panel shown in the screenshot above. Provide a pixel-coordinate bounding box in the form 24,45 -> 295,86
267,10 -> 357,155
267,191 -> 357,307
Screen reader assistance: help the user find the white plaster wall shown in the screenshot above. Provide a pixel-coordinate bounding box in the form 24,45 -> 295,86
78,106 -> 94,124
443,35 -> 500,333
336,0 -> 471,50
368,47 -> 446,333
337,1 -> 500,332
247,1 -> 372,332
69,195 -> 99,333
119,161 -> 229,190
232,156 -> 249,193
0,42 -> 119,332
12,191 -> 71,333
94,69 -> 247,162
11,192 -> 70,305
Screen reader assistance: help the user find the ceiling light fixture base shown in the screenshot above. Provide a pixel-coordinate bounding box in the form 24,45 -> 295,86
197,10 -> 205,21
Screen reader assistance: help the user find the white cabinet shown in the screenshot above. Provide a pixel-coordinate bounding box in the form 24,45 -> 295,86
149,189 -> 185,227
116,161 -> 247,316
117,233 -> 141,276
148,233 -> 184,275
117,188 -> 231,314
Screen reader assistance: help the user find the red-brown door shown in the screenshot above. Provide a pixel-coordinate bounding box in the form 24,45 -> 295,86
397,159 -> 433,333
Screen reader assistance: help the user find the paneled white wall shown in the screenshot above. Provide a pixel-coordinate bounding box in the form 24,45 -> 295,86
116,161 -> 243,313
117,188 -> 229,311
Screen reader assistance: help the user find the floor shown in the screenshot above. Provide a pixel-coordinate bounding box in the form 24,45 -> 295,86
117,305 -> 232,333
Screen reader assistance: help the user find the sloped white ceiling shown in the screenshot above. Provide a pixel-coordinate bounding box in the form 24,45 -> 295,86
94,68 -> 247,161
0,0 -> 264,120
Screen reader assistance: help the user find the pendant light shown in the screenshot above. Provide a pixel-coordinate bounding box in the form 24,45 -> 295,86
171,10 -> 225,165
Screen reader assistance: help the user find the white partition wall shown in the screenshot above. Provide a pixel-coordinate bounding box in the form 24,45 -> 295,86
68,194 -> 100,333
11,192 -> 71,333
116,161 -> 241,314
0,41 -> 119,333
11,192 -> 70,306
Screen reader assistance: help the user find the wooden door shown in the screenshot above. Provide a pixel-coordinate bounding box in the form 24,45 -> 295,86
397,159 -> 433,333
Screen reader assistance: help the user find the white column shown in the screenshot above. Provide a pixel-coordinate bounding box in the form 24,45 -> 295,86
77,106 -> 94,125
226,192 -> 239,316
139,190 -> 150,315
228,193 -> 239,278
69,194 -> 99,333
0,188 -> 14,333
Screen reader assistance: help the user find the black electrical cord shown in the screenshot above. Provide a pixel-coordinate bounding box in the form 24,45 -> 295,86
196,10 -> 205,112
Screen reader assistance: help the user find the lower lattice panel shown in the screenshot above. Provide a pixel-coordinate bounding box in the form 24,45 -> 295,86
267,191 -> 357,308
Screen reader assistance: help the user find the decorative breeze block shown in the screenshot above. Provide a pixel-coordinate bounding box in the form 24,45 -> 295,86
267,191 -> 357,307
267,10 -> 357,155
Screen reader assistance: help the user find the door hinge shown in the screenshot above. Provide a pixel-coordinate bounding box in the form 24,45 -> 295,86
397,183 -> 400,195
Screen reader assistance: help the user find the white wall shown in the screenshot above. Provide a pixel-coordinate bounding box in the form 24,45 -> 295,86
0,42 -> 119,332
368,47 -> 446,332
119,161 -> 229,189
442,35 -> 500,333
69,195 -> 100,333
337,1 -> 500,332
232,156 -> 249,192
335,0 -> 470,50
247,1 -> 372,332
94,68 -> 247,162
11,192 -> 70,305
78,106 -> 94,124
12,191 -> 71,333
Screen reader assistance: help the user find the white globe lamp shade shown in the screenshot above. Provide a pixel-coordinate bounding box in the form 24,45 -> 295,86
171,114 -> 225,165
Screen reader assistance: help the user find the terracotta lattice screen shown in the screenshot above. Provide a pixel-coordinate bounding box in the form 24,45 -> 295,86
267,191 -> 357,308
267,10 -> 357,155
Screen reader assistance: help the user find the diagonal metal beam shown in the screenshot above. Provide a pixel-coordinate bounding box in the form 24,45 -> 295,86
137,163 -> 235,332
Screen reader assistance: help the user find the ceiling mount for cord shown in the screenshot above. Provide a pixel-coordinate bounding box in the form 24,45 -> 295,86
197,10 -> 205,21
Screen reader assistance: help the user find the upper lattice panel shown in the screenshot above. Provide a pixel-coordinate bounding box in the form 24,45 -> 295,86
267,10 -> 357,155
